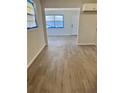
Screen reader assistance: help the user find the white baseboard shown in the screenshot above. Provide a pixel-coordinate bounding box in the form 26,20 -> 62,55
48,35 -> 77,36
27,44 -> 46,69
77,42 -> 96,46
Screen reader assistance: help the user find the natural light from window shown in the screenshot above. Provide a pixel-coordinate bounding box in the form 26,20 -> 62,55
46,15 -> 64,28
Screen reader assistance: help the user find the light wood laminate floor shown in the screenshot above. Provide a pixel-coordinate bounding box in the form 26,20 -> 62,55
28,36 -> 97,93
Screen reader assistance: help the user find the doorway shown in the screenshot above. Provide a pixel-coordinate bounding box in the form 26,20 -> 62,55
44,8 -> 80,45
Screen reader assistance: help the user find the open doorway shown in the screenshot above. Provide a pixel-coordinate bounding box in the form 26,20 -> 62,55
44,8 -> 80,46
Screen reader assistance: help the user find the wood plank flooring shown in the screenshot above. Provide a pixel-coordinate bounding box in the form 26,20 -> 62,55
28,36 -> 97,93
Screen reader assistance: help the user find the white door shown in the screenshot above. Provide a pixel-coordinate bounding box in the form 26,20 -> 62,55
71,12 -> 80,35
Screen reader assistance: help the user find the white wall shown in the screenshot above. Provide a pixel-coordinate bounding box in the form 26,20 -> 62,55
43,0 -> 96,8
78,12 -> 97,44
27,0 -> 46,67
43,0 -> 97,45
45,9 -> 80,36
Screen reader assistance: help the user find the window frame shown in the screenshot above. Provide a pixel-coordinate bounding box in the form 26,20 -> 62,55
45,14 -> 64,29
27,0 -> 38,29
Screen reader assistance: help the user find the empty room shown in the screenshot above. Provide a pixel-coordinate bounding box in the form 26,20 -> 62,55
2,0 -> 124,93
27,0 -> 97,93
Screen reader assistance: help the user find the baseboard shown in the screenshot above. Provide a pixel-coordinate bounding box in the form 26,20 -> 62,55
48,35 -> 77,36
77,42 -> 96,46
27,44 -> 46,69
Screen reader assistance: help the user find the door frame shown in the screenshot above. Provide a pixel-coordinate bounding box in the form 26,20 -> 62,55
43,8 -> 81,45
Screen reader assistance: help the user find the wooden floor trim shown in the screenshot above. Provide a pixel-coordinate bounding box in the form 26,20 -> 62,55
27,44 -> 46,69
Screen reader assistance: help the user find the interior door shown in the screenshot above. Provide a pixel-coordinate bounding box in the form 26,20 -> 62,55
71,13 -> 79,35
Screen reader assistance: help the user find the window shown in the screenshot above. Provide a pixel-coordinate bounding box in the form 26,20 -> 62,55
27,0 -> 38,29
46,15 -> 64,28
